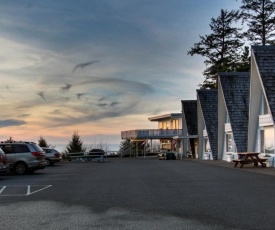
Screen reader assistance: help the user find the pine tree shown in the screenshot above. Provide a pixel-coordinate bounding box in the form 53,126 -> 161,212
65,131 -> 86,153
188,9 -> 245,88
240,0 -> 275,45
38,136 -> 49,147
234,46 -> 251,72
118,139 -> 135,157
5,136 -> 14,142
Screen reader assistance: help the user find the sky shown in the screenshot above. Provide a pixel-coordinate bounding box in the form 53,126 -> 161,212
0,0 -> 242,148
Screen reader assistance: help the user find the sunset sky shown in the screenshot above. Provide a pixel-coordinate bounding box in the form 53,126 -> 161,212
0,0 -> 241,148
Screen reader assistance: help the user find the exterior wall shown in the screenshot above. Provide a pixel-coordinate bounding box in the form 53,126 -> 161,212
217,77 -> 228,160
181,103 -> 188,155
197,97 -> 204,159
248,51 -> 265,152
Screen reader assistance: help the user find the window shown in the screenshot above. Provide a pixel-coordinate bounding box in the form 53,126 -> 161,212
0,145 -> 14,154
14,144 -> 29,153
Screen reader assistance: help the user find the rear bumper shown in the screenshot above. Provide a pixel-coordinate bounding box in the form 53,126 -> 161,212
46,157 -> 62,163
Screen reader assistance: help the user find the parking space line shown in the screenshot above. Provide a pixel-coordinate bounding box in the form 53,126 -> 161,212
0,185 -> 52,196
27,185 -> 52,196
0,186 -> 6,194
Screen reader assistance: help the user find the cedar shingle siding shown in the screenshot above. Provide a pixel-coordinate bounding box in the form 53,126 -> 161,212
197,90 -> 218,160
253,46 -> 275,122
182,100 -> 197,135
219,72 -> 250,153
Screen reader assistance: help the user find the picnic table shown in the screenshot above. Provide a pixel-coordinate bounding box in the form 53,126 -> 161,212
66,152 -> 105,163
233,152 -> 267,168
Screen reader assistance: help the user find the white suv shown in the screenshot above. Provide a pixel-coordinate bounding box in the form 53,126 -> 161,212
0,141 -> 46,175
0,148 -> 9,173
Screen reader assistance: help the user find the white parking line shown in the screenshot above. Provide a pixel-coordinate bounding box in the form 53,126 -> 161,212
0,185 -> 52,196
27,185 -> 52,196
0,186 -> 6,194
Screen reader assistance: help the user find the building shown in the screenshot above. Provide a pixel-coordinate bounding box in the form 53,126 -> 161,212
121,113 -> 182,155
217,72 -> 250,161
181,100 -> 198,158
197,89 -> 218,160
248,46 -> 275,156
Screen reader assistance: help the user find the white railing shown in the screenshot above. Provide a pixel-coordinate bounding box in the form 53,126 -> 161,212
121,129 -> 183,139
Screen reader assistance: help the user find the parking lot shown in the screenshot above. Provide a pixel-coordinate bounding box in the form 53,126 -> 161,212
1,157 -> 275,230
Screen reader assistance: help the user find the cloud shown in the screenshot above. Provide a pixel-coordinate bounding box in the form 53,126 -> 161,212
0,119 -> 26,128
72,60 -> 100,73
96,103 -> 108,108
76,77 -> 154,95
110,101 -> 120,107
37,91 -> 46,101
17,114 -> 30,118
76,93 -> 87,100
60,84 -> 72,92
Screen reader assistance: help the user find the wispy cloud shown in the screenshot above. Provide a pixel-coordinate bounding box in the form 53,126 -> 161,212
60,84 -> 72,92
0,119 -> 26,128
37,91 -> 46,101
110,101 -> 120,107
72,60 -> 100,73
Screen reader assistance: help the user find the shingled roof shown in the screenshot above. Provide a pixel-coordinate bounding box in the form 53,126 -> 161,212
197,89 -> 218,160
219,72 -> 250,153
252,46 -> 275,122
181,100 -> 197,135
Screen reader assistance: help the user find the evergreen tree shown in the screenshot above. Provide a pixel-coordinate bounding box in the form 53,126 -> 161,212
240,0 -> 275,45
65,131 -> 86,153
235,46 -> 251,71
5,136 -> 14,142
118,139 -> 135,157
38,136 -> 49,147
188,9 -> 245,88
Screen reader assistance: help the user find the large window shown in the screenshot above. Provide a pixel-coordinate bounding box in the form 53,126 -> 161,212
260,127 -> 274,154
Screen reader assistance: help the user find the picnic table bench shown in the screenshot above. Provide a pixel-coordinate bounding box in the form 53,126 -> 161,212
233,152 -> 267,168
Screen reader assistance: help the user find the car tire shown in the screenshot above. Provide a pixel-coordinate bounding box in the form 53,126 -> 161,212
46,159 -> 52,166
14,162 -> 28,175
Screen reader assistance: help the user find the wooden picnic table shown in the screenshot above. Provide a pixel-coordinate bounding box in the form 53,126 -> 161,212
233,152 -> 267,168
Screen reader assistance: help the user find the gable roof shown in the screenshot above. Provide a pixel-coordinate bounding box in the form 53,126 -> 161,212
218,72 -> 250,153
181,100 -> 197,135
197,89 -> 218,160
252,46 -> 275,122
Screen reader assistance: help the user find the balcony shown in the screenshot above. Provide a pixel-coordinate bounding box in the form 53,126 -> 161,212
259,114 -> 273,127
224,123 -> 232,132
121,129 -> 182,140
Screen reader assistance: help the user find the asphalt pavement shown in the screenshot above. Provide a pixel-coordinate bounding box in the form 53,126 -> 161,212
1,157 -> 275,230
